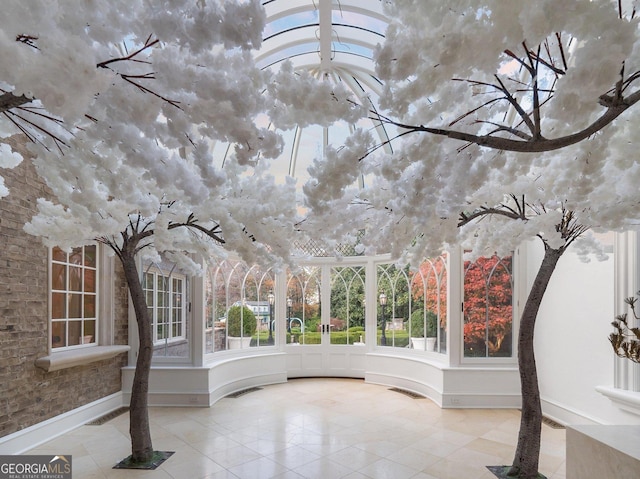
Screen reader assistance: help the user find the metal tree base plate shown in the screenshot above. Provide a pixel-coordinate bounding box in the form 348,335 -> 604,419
486,465 -> 547,479
114,451 -> 174,470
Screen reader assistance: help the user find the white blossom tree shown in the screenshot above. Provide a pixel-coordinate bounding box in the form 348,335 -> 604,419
303,1 -> 640,478
1,0 -> 361,466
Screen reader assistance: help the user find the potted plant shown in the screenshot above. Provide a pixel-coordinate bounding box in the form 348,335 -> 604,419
410,310 -> 438,351
226,305 -> 256,349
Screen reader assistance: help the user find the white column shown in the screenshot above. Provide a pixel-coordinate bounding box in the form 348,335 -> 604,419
190,256 -> 205,367
613,231 -> 637,390
447,248 -> 462,367
274,269 -> 288,348
365,257 -> 378,348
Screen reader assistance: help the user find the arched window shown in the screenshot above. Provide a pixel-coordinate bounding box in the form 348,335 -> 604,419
463,254 -> 514,358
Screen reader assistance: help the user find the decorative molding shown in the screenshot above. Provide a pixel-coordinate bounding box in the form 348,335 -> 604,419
596,385 -> 640,417
0,392 -> 125,454
35,345 -> 130,372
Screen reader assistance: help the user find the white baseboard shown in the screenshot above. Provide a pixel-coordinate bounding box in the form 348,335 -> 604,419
0,392 -> 125,455
541,397 -> 601,426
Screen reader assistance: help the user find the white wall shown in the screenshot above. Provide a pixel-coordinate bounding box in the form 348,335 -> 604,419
529,240 -> 640,425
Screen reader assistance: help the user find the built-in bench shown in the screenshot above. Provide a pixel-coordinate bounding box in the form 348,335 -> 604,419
566,425 -> 640,479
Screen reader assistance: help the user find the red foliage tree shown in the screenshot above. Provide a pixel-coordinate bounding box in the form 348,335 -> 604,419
463,255 -> 513,357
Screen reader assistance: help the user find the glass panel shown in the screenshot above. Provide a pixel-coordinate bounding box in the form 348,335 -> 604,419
409,255 -> 448,353
51,321 -> 66,348
330,266 -> 366,345
52,292 -> 66,319
68,321 -> 82,346
157,324 -> 166,340
205,260 -> 233,353
286,266 -> 321,345
52,247 -> 66,262
69,266 -> 82,291
83,320 -> 96,343
68,294 -> 82,318
84,245 -> 96,267
51,263 -> 66,290
464,254 -> 513,358
69,247 -> 83,265
376,264 -> 411,348
84,295 -> 96,318
84,268 -> 96,293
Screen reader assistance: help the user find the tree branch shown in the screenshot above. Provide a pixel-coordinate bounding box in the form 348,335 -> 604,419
0,92 -> 32,114
376,88 -> 640,153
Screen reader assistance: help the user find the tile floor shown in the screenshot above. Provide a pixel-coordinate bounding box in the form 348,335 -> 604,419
27,378 -> 566,478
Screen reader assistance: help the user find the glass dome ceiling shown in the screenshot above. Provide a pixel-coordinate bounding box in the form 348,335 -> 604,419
211,0 -> 393,193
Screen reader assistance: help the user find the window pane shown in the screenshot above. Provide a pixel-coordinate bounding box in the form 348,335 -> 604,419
52,293 -> 66,319
51,264 -> 66,290
50,244 -> 99,350
84,269 -> 96,293
52,321 -> 66,348
464,255 -> 513,358
68,294 -> 82,318
84,245 -> 96,267
286,266 -> 321,345
69,247 -> 83,265
330,266 -> 366,345
376,264 -> 410,348
84,295 -> 96,318
69,266 -> 82,291
83,320 -> 96,343
68,321 -> 82,346
157,291 -> 165,308
52,247 -> 66,262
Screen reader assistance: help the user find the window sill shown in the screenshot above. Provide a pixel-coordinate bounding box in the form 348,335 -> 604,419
35,345 -> 130,372
596,385 -> 640,417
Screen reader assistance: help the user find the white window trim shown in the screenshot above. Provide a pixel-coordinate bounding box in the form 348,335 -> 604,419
49,244 -> 99,351
459,248 -> 521,366
37,245 -> 130,371
144,268 -> 187,345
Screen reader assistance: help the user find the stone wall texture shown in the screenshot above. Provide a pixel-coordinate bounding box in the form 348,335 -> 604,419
0,136 -> 129,439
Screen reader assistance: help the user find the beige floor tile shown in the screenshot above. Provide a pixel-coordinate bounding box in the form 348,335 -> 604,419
21,378 -> 565,479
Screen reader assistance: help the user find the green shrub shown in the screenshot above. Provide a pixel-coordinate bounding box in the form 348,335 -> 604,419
410,310 -> 437,337
226,305 -> 257,337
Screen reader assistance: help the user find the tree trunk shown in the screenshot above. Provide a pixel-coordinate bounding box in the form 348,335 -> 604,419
119,247 -> 154,463
508,246 -> 563,479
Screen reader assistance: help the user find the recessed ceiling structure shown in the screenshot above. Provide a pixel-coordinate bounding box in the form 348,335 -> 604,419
213,0 -> 392,192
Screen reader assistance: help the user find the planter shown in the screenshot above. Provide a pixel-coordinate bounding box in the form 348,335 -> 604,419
411,337 -> 436,351
228,336 -> 252,350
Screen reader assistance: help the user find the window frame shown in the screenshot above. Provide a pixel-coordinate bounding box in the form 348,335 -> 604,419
459,249 -> 522,366
49,244 -> 99,351
143,268 -> 187,345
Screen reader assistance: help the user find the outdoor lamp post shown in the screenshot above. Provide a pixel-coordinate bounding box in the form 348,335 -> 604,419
379,292 -> 387,346
287,297 -> 292,334
267,291 -> 275,345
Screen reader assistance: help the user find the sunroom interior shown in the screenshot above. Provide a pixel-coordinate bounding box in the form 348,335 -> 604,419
111,0 -> 640,425
4,1 -> 640,478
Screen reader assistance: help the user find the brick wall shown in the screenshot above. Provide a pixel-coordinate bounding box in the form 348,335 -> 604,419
0,136 -> 129,439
